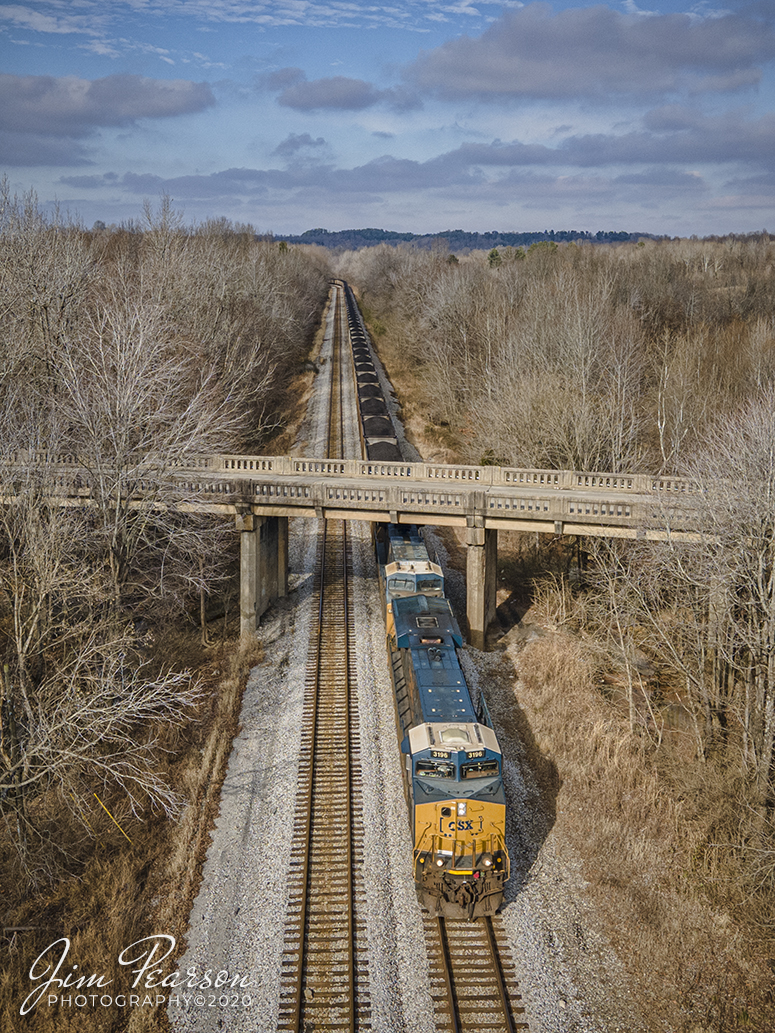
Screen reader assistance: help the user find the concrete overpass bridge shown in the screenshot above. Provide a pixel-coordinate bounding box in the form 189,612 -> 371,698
5,451 -> 702,649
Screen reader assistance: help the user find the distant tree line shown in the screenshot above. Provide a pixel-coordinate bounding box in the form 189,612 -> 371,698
280,226 -> 654,251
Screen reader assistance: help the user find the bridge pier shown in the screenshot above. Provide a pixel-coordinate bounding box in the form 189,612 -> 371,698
466,527 -> 498,650
237,513 -> 289,639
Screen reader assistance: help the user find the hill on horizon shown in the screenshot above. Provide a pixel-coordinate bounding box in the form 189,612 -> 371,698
276,227 -> 653,251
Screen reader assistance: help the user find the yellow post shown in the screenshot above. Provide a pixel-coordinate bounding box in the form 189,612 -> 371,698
93,793 -> 133,844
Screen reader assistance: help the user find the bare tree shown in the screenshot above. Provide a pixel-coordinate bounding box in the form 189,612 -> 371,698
0,190 -> 331,886
0,629 -> 203,884
686,391 -> 775,816
605,389 -> 775,819
0,453 -> 203,881
53,293 -> 242,605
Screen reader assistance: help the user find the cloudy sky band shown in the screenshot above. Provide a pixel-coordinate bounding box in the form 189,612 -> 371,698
1,0 -> 775,234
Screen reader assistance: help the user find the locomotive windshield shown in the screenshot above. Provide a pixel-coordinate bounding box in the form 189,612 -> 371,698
415,759 -> 456,779
387,576 -> 415,595
416,577 -> 443,593
461,760 -> 500,779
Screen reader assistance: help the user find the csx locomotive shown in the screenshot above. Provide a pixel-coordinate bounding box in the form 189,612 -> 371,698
340,281 -> 510,919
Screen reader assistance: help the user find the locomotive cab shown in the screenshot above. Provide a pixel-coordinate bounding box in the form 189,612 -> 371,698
409,722 -> 508,919
378,524 -> 444,638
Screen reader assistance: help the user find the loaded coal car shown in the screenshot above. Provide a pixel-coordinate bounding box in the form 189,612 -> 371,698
347,319 -> 403,462
360,397 -> 389,417
366,441 -> 403,462
378,523 -> 510,920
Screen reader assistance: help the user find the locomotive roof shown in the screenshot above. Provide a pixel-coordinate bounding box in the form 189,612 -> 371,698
408,721 -> 501,756
390,541 -> 428,562
388,524 -> 424,543
392,595 -> 463,648
388,526 -> 430,561
411,644 -> 476,724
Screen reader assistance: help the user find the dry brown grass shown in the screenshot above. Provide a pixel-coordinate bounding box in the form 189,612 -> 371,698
514,631 -> 775,1032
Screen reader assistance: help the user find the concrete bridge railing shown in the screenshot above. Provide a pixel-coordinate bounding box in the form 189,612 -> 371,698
216,454 -> 700,496
0,451 -> 700,498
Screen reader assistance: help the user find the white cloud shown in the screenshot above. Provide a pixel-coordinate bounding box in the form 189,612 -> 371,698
407,4 -> 775,100
0,73 -> 216,165
0,0 -> 498,34
262,68 -> 422,112
0,4 -> 107,35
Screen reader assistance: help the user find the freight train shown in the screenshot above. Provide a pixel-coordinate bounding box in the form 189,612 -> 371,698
339,281 -> 510,919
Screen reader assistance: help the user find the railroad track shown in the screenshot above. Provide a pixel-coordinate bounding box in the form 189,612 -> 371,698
279,284 -> 528,1032
423,897 -> 528,1032
278,286 -> 371,1032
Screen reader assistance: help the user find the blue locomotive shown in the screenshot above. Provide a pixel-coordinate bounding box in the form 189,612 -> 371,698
377,525 -> 509,919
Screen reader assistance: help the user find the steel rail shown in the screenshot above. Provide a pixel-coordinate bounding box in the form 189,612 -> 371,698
334,280 -> 357,1032
437,917 -> 462,1033
425,914 -> 529,1033
483,916 -> 522,1033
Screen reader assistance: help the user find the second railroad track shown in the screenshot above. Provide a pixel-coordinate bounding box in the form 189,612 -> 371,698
277,284 -> 371,1032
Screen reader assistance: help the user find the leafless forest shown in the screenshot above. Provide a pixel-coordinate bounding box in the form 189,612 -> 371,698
0,185 -> 329,903
342,236 -> 775,1028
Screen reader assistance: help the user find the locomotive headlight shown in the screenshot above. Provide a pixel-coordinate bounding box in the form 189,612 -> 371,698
480,853 -> 493,868
435,857 -> 445,867
457,802 -> 467,816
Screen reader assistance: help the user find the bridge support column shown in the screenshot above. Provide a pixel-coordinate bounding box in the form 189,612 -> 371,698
237,513 -> 289,640
466,527 -> 497,651
276,516 -> 289,598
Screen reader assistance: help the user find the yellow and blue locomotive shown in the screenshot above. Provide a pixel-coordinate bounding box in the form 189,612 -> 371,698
377,524 -> 510,920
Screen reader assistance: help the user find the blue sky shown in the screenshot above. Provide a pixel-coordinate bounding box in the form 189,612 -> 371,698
1,0 -> 774,235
